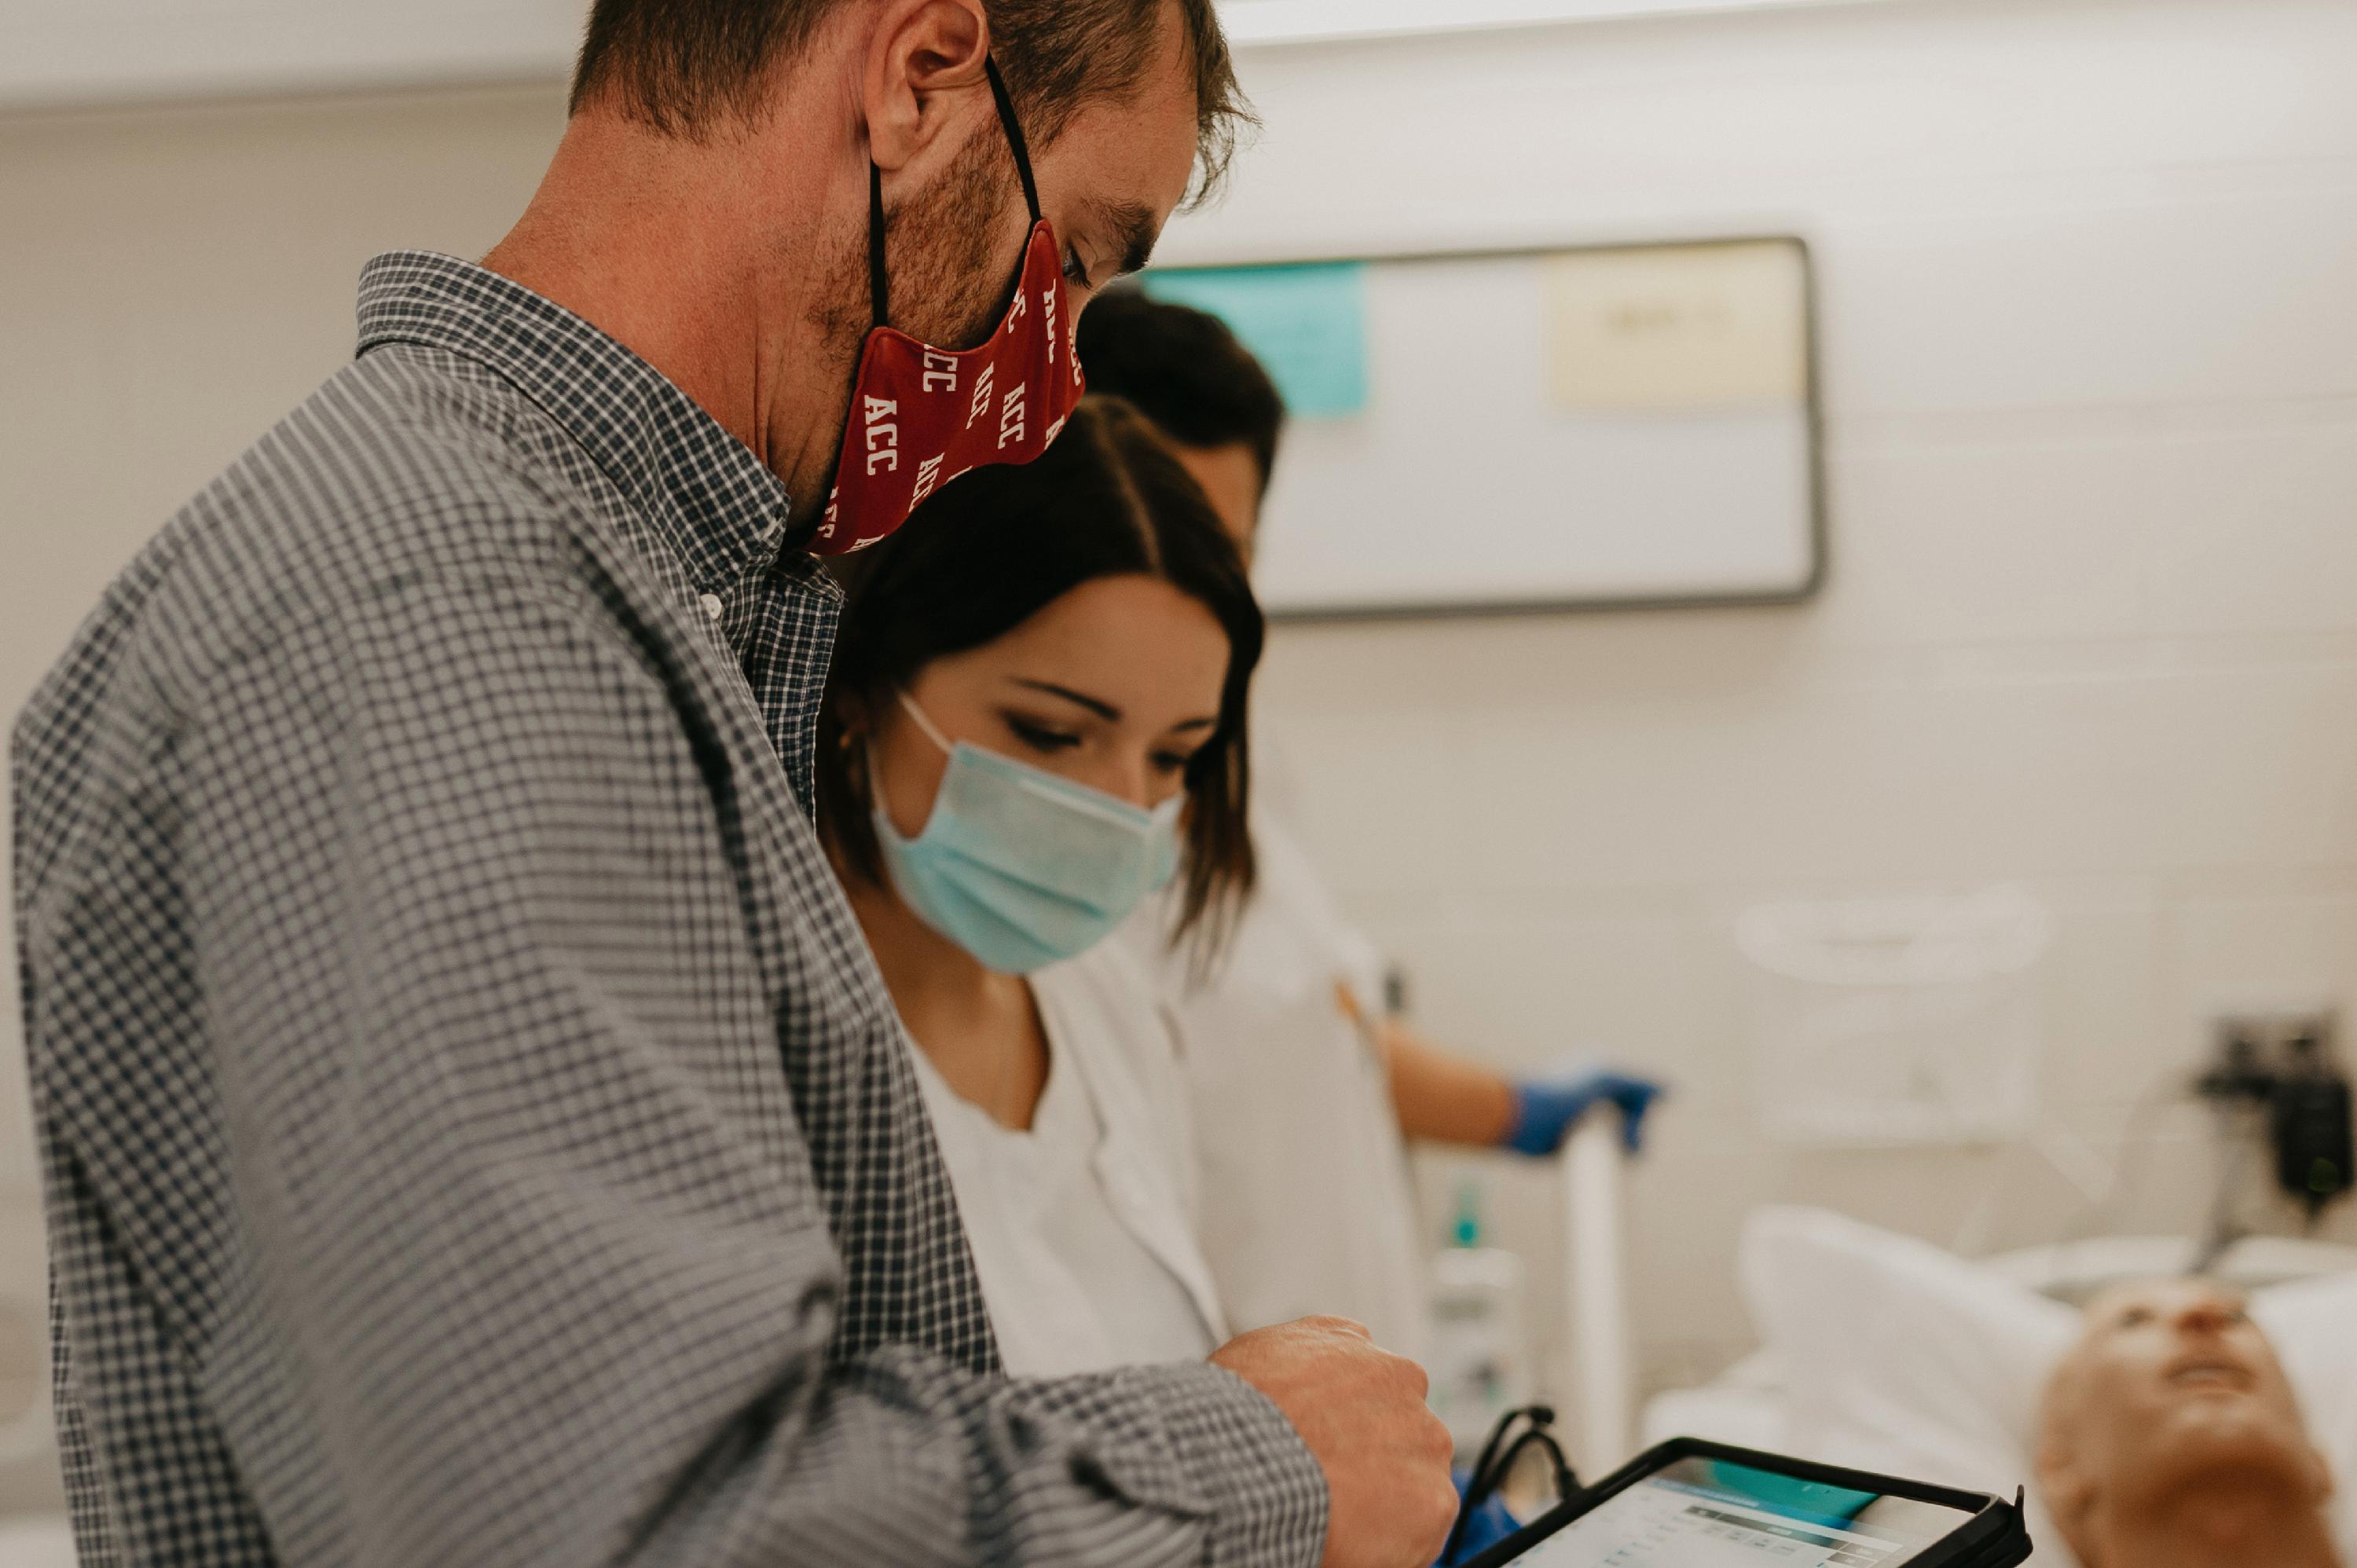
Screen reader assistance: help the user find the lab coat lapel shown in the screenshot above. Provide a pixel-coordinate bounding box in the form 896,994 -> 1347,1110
1063,1022 -> 1232,1346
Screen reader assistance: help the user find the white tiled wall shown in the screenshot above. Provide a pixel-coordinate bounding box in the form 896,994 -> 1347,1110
2,0 -> 2354,1501
0,81 -> 570,1517
1148,0 -> 2357,1401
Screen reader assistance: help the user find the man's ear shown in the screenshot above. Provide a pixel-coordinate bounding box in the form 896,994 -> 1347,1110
861,0 -> 991,173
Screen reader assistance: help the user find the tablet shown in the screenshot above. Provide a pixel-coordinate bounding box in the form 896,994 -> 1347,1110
1461,1438 -> 2031,1568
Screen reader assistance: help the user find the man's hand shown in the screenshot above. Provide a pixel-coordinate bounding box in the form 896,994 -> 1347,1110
1212,1317 -> 1457,1568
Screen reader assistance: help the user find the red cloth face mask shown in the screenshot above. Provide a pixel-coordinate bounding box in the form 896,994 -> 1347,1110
811,58 -> 1085,555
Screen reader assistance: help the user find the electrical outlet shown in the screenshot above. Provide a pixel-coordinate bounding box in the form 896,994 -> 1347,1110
2196,1008 -> 2352,1218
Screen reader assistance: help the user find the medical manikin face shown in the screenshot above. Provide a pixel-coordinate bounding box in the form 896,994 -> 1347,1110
2036,1277 -> 2335,1566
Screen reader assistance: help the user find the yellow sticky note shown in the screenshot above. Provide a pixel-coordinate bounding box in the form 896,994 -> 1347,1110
1541,240 -> 1809,412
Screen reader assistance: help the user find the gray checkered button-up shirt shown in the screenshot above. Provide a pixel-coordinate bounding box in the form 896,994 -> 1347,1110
13,251 -> 1326,1567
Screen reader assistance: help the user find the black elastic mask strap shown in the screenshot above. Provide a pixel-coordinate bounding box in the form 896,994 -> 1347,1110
867,159 -> 890,327
867,56 -> 1038,331
983,56 -> 1043,224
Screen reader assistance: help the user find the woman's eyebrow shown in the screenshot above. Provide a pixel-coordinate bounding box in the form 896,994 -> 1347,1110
1168,716 -> 1217,734
1010,678 -> 1120,721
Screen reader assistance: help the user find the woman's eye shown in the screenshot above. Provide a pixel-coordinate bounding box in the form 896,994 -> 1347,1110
1151,749 -> 1197,777
1061,250 -> 1091,288
1006,719 -> 1080,753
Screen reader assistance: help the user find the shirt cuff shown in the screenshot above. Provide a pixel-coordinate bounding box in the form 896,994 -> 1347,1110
1146,1361 -> 1329,1568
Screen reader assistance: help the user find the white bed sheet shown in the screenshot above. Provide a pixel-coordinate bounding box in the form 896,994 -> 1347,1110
1638,1351 -> 1788,1454
1639,1211 -> 2357,1568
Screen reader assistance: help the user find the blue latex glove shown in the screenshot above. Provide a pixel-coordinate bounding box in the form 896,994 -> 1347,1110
1437,1466 -> 1523,1566
1502,1068 -> 1662,1156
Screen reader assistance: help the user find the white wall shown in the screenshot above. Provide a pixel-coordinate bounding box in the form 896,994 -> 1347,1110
3,0 -> 586,109
2,0 -> 2355,1503
0,82 -> 573,1515
0,0 -> 1886,108
1151,0 -> 2357,1404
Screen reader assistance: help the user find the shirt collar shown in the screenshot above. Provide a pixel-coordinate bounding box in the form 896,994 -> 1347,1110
354,249 -> 796,593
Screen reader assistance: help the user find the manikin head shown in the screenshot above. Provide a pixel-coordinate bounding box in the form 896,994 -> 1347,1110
2036,1277 -> 2337,1568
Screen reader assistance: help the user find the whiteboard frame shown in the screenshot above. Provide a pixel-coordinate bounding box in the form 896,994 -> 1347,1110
1197,232 -> 1828,623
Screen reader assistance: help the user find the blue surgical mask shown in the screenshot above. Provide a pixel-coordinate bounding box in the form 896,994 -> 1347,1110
871,692 -> 1182,974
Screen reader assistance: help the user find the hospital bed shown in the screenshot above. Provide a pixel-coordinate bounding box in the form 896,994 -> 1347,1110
1640,1229 -> 2357,1455
1618,1207 -> 2357,1568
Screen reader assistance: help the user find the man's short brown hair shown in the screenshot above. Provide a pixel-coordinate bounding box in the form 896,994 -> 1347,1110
570,0 -> 1250,200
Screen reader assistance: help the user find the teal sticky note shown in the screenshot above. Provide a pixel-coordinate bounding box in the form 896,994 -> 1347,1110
1139,262 -> 1369,418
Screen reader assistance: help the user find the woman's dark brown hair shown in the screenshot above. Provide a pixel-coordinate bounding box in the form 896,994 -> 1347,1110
816,394 -> 1262,956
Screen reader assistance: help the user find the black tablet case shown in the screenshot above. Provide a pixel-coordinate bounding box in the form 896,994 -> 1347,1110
1459,1435 -> 2034,1568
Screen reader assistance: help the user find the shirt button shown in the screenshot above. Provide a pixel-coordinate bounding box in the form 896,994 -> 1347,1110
699,593 -> 724,622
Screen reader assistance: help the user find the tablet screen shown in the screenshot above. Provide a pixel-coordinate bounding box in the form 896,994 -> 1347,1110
1497,1455 -> 1975,1566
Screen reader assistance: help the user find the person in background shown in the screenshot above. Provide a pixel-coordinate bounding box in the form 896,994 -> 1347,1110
1076,288 -> 1666,1364
12,2 -> 1457,1564
2035,1277 -> 2342,1568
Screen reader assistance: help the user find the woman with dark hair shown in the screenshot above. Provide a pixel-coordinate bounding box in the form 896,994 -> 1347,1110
816,396 -> 1263,1376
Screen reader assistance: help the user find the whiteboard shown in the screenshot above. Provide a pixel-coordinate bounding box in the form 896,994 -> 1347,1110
1160,239 -> 1824,621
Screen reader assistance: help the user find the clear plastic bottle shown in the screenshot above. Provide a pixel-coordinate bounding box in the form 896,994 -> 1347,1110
1428,1179 -> 1531,1459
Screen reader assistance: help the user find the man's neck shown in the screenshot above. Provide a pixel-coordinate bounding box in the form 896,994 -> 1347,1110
478,104 -> 860,511
2091,1478 -> 2342,1568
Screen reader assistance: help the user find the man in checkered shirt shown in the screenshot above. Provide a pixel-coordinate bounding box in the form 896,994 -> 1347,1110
10,1 -> 1460,1565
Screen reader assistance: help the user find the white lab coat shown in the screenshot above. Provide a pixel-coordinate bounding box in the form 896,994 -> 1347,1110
908,939 -> 1230,1377
1115,792 -> 1432,1365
